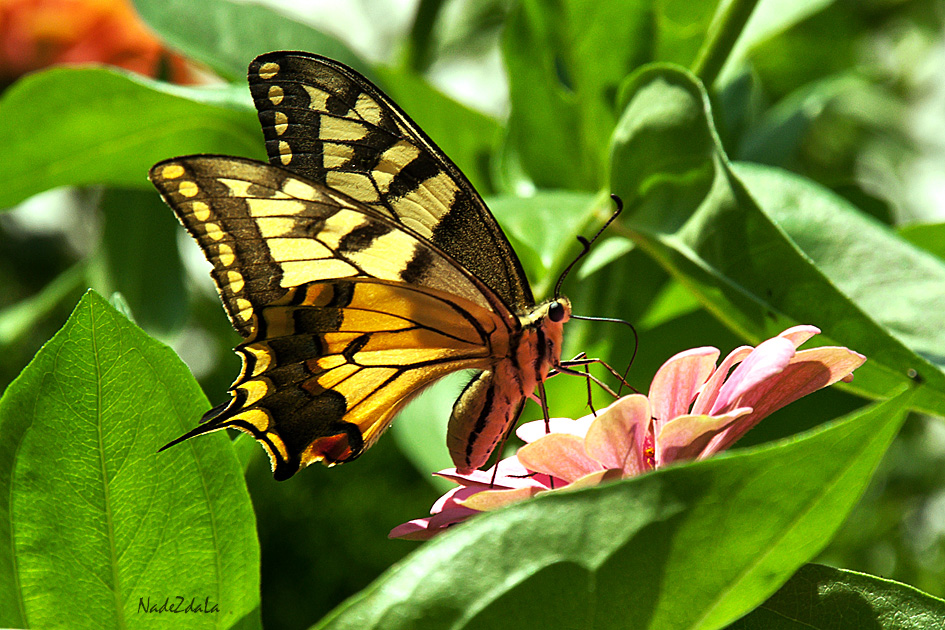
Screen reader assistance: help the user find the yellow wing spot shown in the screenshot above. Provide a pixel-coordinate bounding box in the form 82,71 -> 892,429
278,140 -> 293,165
237,378 -> 270,407
322,190 -> 360,211
315,354 -> 347,370
323,142 -> 355,169
334,367 -> 399,407
281,259 -> 357,287
268,85 -> 284,105
347,230 -> 416,280
354,93 -> 382,126
256,216 -> 297,238
267,237 -> 331,262
267,432 -> 290,462
191,200 -> 211,222
302,85 -> 331,112
280,177 -> 321,201
374,140 -> 423,194
258,62 -> 280,80
204,222 -> 225,241
274,111 -> 289,135
319,117 -> 368,142
236,297 -> 254,321
219,178 -> 253,197
232,408 -> 272,434
178,180 -> 199,198
227,270 -> 245,293
396,170 -> 456,223
401,216 -> 433,239
320,211 -> 368,250
240,345 -> 272,378
315,363 -> 360,390
339,309 -> 412,332
161,163 -> 185,179
298,283 -> 337,307
247,198 -> 307,218
216,242 -> 236,267
325,171 -> 379,202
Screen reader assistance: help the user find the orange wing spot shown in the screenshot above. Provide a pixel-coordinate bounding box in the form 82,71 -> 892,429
305,433 -> 356,465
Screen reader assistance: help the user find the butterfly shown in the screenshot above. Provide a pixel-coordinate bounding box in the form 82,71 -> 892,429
150,51 -> 572,480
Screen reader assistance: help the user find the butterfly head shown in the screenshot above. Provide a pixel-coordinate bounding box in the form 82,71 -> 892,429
518,296 -> 571,373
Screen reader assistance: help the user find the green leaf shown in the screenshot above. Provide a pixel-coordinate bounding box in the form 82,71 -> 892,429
133,0 -> 365,81
316,390 -> 912,630
502,0 -> 652,190
489,190 -> 600,297
734,162 -> 945,377
97,188 -> 187,334
726,564 -> 945,629
0,67 -> 262,209
722,0 -> 834,84
0,291 -> 259,629
609,64 -> 945,416
899,221 -> 945,261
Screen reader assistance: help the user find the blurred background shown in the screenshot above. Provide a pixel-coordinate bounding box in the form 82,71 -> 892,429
1,0 -> 944,628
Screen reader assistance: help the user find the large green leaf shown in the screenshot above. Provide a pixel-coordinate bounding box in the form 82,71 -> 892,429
727,564 -> 945,629
734,162 -> 945,376
0,67 -> 262,209
899,222 -> 945,262
133,0 -> 364,81
0,291 -> 259,629
316,390 -> 912,630
609,64 -> 945,416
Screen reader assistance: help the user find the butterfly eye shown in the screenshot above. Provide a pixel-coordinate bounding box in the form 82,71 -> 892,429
548,301 -> 566,323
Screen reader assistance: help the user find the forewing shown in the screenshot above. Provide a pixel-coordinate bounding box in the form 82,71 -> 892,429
149,155 -> 513,478
149,155 -> 505,338
247,50 -> 533,311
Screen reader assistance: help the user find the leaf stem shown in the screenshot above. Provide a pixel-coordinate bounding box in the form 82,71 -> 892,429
691,0 -> 761,87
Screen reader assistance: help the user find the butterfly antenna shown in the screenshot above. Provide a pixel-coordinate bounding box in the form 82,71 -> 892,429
553,194 -> 624,298
567,314 -> 639,396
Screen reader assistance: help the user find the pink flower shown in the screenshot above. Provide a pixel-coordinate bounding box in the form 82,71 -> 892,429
390,326 -> 866,540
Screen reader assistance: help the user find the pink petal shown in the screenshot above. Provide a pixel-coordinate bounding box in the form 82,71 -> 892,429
517,415 -> 595,442
705,347 -> 866,453
778,325 -> 821,348
517,433 -> 604,483
691,346 -> 752,415
460,486 -> 545,511
656,408 -> 752,464
649,347 -> 720,430
584,394 -> 651,475
388,504 -> 479,540
710,337 -> 796,414
389,518 -> 439,540
434,456 -> 550,490
567,468 -> 626,489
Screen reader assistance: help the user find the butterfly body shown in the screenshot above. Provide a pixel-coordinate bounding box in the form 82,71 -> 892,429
151,52 -> 570,479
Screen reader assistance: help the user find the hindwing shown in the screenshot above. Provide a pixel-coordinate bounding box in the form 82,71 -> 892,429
150,155 -> 513,478
247,51 -> 533,312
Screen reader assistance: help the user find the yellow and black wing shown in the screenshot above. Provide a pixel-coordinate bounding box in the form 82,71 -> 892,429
247,51 -> 534,313
150,155 -> 511,479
